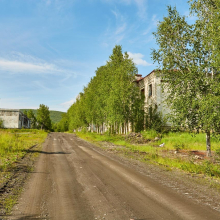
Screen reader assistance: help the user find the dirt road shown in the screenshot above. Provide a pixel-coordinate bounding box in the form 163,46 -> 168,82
9,133 -> 220,220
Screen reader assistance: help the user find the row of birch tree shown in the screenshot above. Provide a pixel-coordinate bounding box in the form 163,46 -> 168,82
66,45 -> 145,134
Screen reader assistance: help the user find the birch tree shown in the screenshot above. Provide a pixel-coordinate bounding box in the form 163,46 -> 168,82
152,3 -> 220,156
67,45 -> 144,133
27,109 -> 37,129
37,104 -> 52,130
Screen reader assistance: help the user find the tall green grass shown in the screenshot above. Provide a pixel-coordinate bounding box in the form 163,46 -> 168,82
76,130 -> 220,178
0,129 -> 47,171
78,130 -> 220,152
158,132 -> 219,151
76,131 -> 124,144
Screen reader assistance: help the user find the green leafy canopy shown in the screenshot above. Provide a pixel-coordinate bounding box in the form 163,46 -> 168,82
152,1 -> 220,156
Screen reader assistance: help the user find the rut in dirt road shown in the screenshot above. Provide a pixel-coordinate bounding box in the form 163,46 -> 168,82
8,133 -> 220,220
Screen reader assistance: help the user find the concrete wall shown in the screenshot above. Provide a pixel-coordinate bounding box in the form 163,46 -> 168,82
0,109 -> 30,129
0,110 -> 20,128
140,71 -> 171,126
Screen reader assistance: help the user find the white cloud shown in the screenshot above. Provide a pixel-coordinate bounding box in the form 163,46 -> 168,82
33,81 -> 51,91
111,10 -> 119,19
127,52 -> 152,66
108,0 -> 147,19
0,59 -> 60,74
60,74 -> 72,83
101,42 -> 109,48
143,14 -> 158,35
107,10 -> 127,43
0,53 -> 76,76
120,0 -> 132,4
151,14 -> 159,26
45,0 -> 51,6
115,35 -> 125,43
134,0 -> 147,19
111,10 -> 127,33
143,26 -> 151,35
0,97 -> 38,110
115,23 -> 127,35
60,98 -> 75,109
43,0 -> 74,10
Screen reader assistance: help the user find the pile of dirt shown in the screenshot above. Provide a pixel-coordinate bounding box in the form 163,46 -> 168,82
125,132 -> 149,144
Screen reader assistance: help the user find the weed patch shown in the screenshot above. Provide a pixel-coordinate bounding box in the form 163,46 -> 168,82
76,131 -> 220,179
0,129 -> 47,172
0,129 -> 48,215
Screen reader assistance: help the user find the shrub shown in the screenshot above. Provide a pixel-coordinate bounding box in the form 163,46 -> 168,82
0,119 -> 4,128
145,105 -> 166,132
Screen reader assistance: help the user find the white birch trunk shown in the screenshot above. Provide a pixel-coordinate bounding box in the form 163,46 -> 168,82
206,131 -> 211,157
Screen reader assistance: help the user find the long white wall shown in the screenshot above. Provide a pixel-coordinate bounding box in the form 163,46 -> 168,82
0,110 -> 19,128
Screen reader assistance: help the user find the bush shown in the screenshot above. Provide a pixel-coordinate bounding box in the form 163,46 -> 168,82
141,129 -> 159,140
145,105 -> 166,132
0,119 -> 4,128
174,143 -> 186,151
216,148 -> 220,157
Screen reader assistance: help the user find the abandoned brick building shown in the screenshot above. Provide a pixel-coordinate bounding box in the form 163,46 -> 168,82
136,70 -> 171,125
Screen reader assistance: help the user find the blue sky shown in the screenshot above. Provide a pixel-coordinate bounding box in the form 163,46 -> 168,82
0,0 -> 194,112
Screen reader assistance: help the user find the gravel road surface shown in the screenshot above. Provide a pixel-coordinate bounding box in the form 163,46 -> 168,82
9,133 -> 220,220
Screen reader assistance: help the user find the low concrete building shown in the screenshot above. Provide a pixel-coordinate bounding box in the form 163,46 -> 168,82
136,70 -> 171,125
0,109 -> 30,129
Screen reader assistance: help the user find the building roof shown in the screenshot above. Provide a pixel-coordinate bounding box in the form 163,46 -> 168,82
0,108 -> 21,112
136,69 -> 158,82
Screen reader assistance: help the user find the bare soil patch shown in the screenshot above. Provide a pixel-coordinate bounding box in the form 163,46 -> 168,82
87,138 -> 220,213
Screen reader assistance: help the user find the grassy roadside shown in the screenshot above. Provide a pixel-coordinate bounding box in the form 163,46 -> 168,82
0,129 -> 48,215
76,130 -> 220,180
0,129 -> 47,172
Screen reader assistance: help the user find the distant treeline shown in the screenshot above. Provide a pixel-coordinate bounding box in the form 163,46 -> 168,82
21,109 -> 64,124
57,45 -> 145,133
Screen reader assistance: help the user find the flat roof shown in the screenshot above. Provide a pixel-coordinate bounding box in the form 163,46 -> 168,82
0,108 -> 20,112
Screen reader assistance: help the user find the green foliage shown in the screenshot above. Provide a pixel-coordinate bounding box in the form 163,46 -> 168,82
21,109 -> 64,123
151,2 -> 220,156
174,143 -> 186,151
0,129 -> 47,214
189,0 -> 220,71
76,131 -> 124,144
0,119 -> 4,128
0,129 -> 47,171
141,129 -> 159,140
145,105 -> 166,132
37,104 -> 52,130
26,109 -> 37,129
216,148 -> 220,157
49,111 -> 64,123
77,131 -> 220,178
53,113 -> 68,132
23,110 -> 27,116
67,45 -> 144,133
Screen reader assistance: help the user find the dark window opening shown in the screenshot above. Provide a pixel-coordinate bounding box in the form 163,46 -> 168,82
149,84 -> 152,97
141,88 -> 145,97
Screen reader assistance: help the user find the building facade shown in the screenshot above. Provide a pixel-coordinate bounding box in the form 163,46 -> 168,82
136,70 -> 171,125
0,109 -> 30,129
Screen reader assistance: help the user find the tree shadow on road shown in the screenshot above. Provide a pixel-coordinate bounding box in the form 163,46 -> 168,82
1,214 -> 50,219
23,149 -> 71,155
